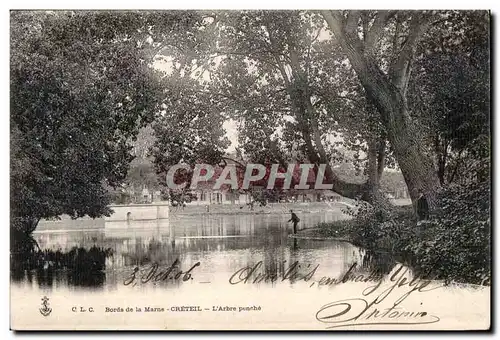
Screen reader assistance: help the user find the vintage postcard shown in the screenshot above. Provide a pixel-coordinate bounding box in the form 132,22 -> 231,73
10,9 -> 490,330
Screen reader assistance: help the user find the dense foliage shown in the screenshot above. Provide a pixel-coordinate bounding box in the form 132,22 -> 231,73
408,181 -> 490,284
318,180 -> 490,285
11,12 -> 164,224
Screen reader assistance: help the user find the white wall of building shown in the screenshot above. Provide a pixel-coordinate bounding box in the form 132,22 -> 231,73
105,204 -> 170,221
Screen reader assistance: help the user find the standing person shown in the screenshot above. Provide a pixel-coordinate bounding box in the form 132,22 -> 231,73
288,210 -> 300,234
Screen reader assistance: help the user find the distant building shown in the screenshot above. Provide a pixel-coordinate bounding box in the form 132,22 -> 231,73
186,155 -> 343,205
190,182 -> 252,205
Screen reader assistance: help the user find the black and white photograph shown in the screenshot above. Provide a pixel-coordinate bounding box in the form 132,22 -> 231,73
9,8 -> 491,330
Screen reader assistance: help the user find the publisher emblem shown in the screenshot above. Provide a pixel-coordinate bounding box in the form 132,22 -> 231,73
39,296 -> 52,317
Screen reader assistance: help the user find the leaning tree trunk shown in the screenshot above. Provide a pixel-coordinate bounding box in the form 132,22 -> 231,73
273,37 -> 376,201
288,76 -> 369,200
297,118 -> 368,199
322,11 -> 441,207
359,61 -> 440,206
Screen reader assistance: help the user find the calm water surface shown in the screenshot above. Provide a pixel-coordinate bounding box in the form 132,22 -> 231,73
12,212 -> 386,291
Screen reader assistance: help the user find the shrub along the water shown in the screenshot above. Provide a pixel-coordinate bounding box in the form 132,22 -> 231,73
317,181 -> 490,285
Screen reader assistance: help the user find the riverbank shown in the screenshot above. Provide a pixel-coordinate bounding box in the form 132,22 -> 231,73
36,202 -> 351,231
38,201 -> 350,222
169,201 -> 351,216
301,209 -> 490,286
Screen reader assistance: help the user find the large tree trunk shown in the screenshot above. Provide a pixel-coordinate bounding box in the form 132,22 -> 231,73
290,82 -> 368,200
354,59 -> 440,206
322,11 -> 441,207
297,113 -> 367,199
272,31 -> 373,201
361,136 -> 386,202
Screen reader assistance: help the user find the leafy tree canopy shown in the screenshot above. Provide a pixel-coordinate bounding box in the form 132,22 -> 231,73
10,11 -> 198,220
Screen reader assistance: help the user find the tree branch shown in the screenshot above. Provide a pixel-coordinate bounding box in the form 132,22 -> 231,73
321,10 -> 366,66
389,12 -> 432,94
345,11 -> 361,37
365,11 -> 396,54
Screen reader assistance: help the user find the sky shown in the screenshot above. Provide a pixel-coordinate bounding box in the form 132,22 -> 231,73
222,119 -> 239,152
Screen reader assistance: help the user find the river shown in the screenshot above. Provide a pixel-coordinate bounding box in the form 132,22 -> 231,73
10,211 -> 388,290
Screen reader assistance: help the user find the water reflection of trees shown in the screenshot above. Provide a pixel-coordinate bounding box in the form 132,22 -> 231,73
11,213 -> 396,289
360,250 -> 396,276
11,240 -> 112,288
